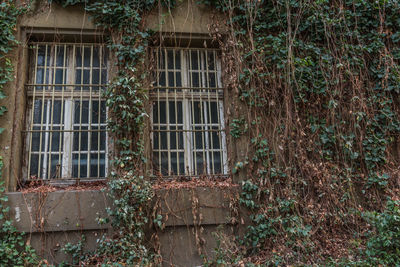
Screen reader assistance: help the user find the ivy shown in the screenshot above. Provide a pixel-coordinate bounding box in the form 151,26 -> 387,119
0,2 -> 40,266
49,0 -> 176,265
202,0 -> 400,265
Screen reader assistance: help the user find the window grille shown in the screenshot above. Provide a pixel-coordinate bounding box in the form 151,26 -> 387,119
151,48 -> 228,177
24,43 -> 108,180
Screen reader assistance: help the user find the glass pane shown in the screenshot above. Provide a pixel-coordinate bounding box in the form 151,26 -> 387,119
90,153 -> 105,177
29,154 -> 44,178
36,68 -> 44,85
52,100 -> 63,124
93,47 -> 100,67
194,127 -> 204,150
208,73 -> 216,88
190,51 -> 199,70
72,153 -> 87,178
158,50 -> 165,69
159,101 -> 166,123
73,126 -> 88,151
48,154 -> 62,179
210,130 -> 221,149
212,151 -> 222,174
171,152 -> 178,175
160,126 -> 167,149
74,101 -> 89,124
92,69 -> 100,85
175,72 -> 182,87
37,46 -> 47,66
179,152 -> 185,174
75,47 -> 83,67
31,127 -> 42,152
161,151 -> 168,176
54,69 -> 65,90
100,101 -> 106,123
192,101 -> 202,124
158,72 -> 166,86
191,72 -> 200,87
175,52 -> 181,69
167,50 -> 174,70
210,102 -> 218,123
194,152 -> 205,175
49,128 -> 62,151
83,69 -> 90,84
91,126 -> 99,151
168,72 -> 175,87
207,51 -> 215,70
56,46 -> 65,67
33,100 -> 46,124
84,47 -> 91,67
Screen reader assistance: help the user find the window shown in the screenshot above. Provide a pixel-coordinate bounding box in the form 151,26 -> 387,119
151,48 -> 227,177
24,43 -> 108,180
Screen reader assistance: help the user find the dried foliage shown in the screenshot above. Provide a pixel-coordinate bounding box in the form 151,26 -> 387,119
202,0 -> 400,265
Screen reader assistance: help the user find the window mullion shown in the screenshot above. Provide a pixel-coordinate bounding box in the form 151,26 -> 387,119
27,45 -> 40,179
182,50 -> 192,175
165,49 -> 171,176
62,46 -> 75,178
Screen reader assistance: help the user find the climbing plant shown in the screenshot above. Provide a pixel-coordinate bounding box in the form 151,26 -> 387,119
3,0 -> 400,265
47,0 -> 176,265
0,1 -> 41,266
200,0 -> 400,265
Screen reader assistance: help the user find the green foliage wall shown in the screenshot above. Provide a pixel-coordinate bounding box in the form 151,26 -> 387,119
201,0 -> 400,265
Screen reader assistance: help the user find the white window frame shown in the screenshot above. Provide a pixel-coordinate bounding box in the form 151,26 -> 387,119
24,43 -> 109,180
151,48 -> 228,177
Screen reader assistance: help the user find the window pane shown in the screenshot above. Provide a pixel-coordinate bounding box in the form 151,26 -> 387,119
93,47 -> 100,67
190,51 -> 199,70
27,44 -> 108,180
211,151 -> 222,174
84,47 -> 91,67
206,51 -> 215,70
90,153 -> 105,177
161,151 -> 168,176
92,69 -> 100,85
167,50 -> 174,70
74,101 -> 89,124
72,153 -> 87,178
56,46 -> 65,67
151,48 -> 225,177
48,154 -> 62,179
210,102 -> 219,123
175,52 -> 181,69
193,152 -> 205,175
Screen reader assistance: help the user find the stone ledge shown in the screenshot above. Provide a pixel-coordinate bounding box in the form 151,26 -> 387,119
6,190 -> 110,233
6,186 -> 238,232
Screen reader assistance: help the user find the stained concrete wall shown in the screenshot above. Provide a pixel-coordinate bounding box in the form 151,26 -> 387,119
6,187 -> 239,266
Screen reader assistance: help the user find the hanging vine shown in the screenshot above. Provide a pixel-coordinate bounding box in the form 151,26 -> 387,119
201,0 -> 400,265
0,1 -> 41,266
3,0 -> 400,266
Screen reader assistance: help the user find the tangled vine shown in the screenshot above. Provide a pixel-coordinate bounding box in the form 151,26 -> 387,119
202,0 -> 400,265
0,1 -> 40,266
3,0 -> 400,266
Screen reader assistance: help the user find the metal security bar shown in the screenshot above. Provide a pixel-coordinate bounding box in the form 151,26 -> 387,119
151,48 -> 228,177
24,43 -> 108,180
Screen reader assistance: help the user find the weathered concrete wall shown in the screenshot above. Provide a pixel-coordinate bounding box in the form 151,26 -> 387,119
146,0 -> 226,34
20,1 -> 96,30
6,187 -> 239,266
